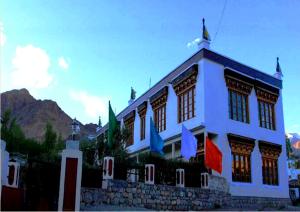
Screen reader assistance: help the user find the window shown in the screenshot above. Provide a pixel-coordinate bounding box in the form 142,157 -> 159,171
172,64 -> 198,123
232,152 -> 251,182
262,157 -> 278,185
138,101 -> 147,141
259,141 -> 281,186
126,122 -> 134,146
154,104 -> 166,132
228,134 -> 255,183
150,86 -> 168,133
258,100 -> 275,130
140,115 -> 145,140
124,111 -> 135,147
228,90 -> 249,123
178,86 -> 195,123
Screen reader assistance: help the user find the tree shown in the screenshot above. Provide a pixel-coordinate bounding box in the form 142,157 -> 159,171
43,123 -> 57,152
286,136 -> 292,159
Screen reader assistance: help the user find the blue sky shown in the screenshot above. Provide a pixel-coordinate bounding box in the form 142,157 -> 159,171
1,0 -> 300,133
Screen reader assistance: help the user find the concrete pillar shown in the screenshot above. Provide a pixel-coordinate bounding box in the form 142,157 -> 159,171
1,140 -> 9,201
171,143 -> 175,159
58,140 -> 82,211
201,172 -> 209,188
176,169 -> 185,187
103,156 -> 114,180
145,164 -> 155,185
6,161 -> 20,188
127,169 -> 139,183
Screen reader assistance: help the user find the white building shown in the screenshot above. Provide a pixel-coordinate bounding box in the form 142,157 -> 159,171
97,23 -> 288,200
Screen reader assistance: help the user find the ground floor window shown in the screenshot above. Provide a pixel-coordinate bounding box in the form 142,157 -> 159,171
227,133 -> 255,183
262,157 -> 278,185
259,141 -> 281,186
231,153 -> 251,182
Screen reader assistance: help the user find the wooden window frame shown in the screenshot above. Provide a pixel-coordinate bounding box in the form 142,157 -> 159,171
172,65 -> 198,124
258,100 -> 276,130
259,141 -> 281,186
228,134 -> 255,183
124,110 -> 136,147
150,86 -> 168,132
138,101 -> 147,141
228,89 -> 249,123
178,86 -> 196,123
154,104 -> 166,132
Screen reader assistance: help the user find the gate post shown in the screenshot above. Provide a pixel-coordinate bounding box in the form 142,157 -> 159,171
58,119 -> 82,211
1,140 -> 9,200
145,164 -> 155,185
176,169 -> 185,188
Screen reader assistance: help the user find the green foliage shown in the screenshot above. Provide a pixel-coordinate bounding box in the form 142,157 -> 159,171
1,109 -> 43,156
80,139 -> 97,167
286,137 -> 292,159
1,109 -> 64,161
43,123 -> 57,151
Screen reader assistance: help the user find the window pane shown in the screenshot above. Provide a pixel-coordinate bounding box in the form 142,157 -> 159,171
237,94 -> 242,121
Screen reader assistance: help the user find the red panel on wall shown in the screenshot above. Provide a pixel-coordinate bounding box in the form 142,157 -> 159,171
63,158 -> 78,211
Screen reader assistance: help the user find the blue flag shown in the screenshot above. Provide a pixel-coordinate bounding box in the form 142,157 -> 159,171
150,117 -> 164,155
181,125 -> 197,160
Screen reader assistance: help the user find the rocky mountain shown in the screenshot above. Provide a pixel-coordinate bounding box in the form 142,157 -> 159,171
1,88 -> 97,142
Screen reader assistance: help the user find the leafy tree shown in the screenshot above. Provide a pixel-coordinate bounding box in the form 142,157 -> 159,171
43,123 -> 57,152
286,136 -> 292,159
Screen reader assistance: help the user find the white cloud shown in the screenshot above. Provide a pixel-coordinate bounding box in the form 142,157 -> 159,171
69,90 -> 109,124
10,45 -> 52,90
58,57 -> 69,70
187,37 -> 200,48
0,22 -> 6,47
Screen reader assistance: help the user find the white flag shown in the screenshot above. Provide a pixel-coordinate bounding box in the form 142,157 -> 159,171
181,125 -> 197,160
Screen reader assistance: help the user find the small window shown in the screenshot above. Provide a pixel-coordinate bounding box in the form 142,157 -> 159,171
228,90 -> 249,123
178,86 -> 195,123
154,104 -> 166,132
258,100 -> 275,130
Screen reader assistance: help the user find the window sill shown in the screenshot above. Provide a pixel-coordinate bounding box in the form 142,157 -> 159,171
231,181 -> 253,186
262,184 -> 279,188
229,118 -> 250,124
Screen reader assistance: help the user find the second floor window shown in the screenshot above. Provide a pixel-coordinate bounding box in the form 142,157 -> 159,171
258,100 -> 275,130
178,86 -> 195,123
140,115 -> 145,140
228,90 -> 249,123
126,122 -> 134,146
154,104 -> 166,132
124,111 -> 135,147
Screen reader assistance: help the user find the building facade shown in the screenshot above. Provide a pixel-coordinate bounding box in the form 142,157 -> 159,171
97,34 -> 288,199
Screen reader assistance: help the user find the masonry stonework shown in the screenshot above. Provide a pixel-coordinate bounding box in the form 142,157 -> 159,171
81,179 -> 291,210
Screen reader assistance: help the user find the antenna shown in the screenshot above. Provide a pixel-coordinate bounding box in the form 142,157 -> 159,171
149,77 -> 152,88
213,0 -> 228,42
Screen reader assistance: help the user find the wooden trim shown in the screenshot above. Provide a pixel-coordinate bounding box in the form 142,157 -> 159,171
150,86 -> 168,110
258,140 -> 282,159
255,87 -> 278,104
138,101 -> 148,117
225,75 -> 253,95
172,64 -> 198,95
227,133 -> 255,155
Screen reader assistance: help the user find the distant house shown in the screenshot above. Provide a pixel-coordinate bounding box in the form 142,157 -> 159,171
97,22 -> 288,201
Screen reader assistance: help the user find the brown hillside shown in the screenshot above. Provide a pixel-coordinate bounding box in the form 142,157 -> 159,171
1,88 -> 97,142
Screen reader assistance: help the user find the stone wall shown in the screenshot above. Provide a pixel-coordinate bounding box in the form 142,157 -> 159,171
81,179 -> 291,210
231,196 -> 291,210
81,180 -> 231,210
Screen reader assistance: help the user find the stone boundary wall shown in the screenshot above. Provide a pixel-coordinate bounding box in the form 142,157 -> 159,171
81,180 -> 291,210
81,180 -> 231,210
231,196 -> 291,210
